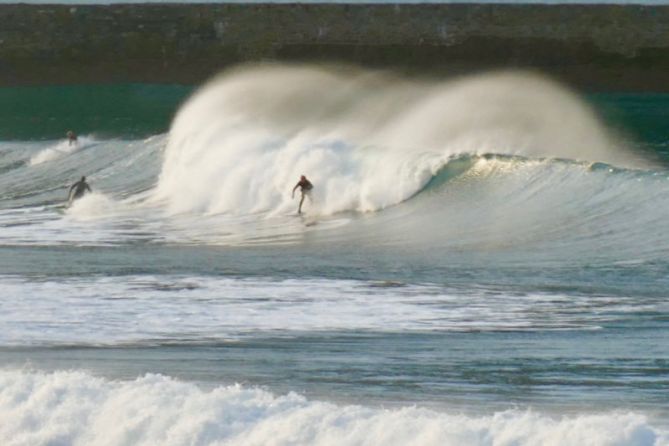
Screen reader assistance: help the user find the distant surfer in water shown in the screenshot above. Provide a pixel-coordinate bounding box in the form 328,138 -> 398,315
68,176 -> 91,204
66,130 -> 78,146
292,175 -> 313,214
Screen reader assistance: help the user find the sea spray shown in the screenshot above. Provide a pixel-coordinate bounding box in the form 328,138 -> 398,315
154,64 -> 645,216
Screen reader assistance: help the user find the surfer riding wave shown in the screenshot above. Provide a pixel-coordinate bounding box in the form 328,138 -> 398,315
68,176 -> 92,205
292,175 -> 313,214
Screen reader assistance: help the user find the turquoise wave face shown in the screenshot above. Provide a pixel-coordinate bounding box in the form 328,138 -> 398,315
0,84 -> 194,140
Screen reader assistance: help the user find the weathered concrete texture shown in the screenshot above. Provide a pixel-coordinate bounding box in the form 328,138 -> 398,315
1,3 -> 668,90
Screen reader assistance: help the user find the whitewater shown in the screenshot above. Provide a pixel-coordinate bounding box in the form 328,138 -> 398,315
0,64 -> 668,445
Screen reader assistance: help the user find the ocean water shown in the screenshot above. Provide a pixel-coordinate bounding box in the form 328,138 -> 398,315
1,64 -> 668,445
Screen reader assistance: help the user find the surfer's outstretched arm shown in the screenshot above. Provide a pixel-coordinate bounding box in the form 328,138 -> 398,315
67,182 -> 78,204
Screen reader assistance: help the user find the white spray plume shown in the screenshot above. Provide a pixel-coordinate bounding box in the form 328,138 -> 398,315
154,64 -> 640,216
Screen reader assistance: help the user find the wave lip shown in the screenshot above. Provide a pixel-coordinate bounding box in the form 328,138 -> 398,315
0,369 -> 666,446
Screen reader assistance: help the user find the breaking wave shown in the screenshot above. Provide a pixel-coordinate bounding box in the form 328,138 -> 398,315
0,369 -> 665,446
153,64 -> 648,216
1,64 -> 667,258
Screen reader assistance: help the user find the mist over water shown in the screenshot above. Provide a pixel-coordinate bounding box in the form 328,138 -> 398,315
156,65 -> 646,217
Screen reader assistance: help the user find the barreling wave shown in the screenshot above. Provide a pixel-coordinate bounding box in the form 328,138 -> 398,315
0,370 -> 666,446
358,153 -> 669,262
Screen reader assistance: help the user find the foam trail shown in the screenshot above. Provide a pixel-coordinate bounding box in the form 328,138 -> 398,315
29,136 -> 95,166
65,192 -> 125,220
154,64 -> 646,217
0,370 -> 665,446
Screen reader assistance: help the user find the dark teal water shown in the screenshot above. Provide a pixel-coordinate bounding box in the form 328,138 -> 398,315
591,93 -> 669,162
0,84 -> 193,140
2,84 -> 669,157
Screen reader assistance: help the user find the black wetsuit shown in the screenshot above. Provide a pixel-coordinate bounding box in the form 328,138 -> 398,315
296,179 -> 313,192
293,178 -> 313,214
69,180 -> 91,201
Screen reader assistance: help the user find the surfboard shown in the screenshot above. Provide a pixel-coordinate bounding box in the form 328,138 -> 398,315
51,201 -> 69,214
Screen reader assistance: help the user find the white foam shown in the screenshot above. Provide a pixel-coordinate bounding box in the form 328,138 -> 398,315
0,369 -> 665,446
65,191 -> 125,220
29,136 -> 95,166
154,65 -> 644,217
1,275 -> 664,346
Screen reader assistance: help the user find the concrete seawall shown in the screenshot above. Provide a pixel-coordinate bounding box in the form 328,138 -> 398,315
1,3 -> 669,91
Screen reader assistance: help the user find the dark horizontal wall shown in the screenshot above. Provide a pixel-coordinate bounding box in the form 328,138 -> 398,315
1,3 -> 668,90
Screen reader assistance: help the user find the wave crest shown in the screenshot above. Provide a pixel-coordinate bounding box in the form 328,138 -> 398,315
154,64 -> 644,217
0,370 -> 665,446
